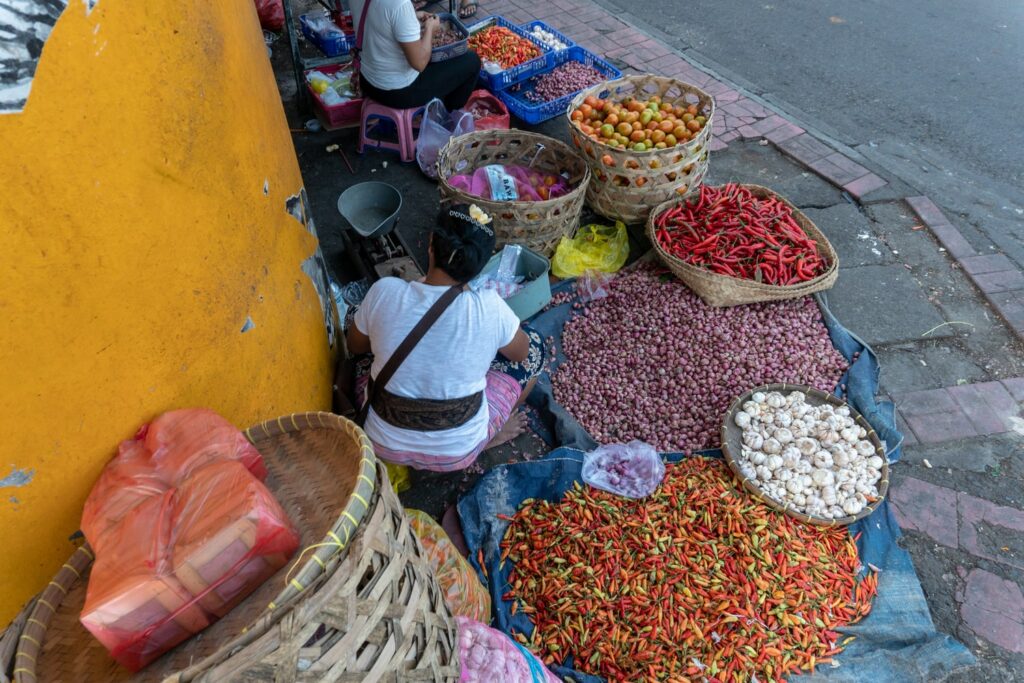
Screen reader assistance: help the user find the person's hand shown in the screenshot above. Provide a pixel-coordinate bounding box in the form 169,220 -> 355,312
423,14 -> 440,34
416,10 -> 432,21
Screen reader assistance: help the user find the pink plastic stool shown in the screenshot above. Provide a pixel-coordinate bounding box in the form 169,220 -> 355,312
357,99 -> 425,163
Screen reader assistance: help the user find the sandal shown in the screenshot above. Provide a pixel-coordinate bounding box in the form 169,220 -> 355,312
413,0 -> 427,9
458,0 -> 478,19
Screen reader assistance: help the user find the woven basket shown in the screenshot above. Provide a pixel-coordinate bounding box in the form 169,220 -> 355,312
436,129 -> 590,258
647,184 -> 839,307
12,412 -> 459,682
567,74 -> 715,225
720,384 -> 889,527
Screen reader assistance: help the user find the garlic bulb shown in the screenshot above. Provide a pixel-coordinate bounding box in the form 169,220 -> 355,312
735,390 -> 884,520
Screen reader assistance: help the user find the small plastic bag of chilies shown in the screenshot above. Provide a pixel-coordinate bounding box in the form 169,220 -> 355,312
581,441 -> 665,499
407,510 -> 491,621
457,617 -> 560,683
575,269 -> 614,303
551,221 -> 629,278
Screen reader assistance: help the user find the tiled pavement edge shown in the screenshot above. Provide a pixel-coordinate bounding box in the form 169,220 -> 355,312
475,0 -> 1024,341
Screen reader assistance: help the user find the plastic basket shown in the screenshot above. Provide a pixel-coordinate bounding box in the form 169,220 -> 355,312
479,247 -> 552,320
300,14 -> 353,57
496,47 -> 621,125
466,16 -> 553,90
519,20 -> 575,53
431,13 -> 470,62
305,65 -> 362,129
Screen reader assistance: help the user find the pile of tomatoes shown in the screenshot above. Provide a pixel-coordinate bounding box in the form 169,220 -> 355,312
570,94 -> 708,152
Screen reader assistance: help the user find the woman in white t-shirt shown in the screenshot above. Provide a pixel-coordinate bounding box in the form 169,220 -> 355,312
346,204 -> 546,472
350,0 -> 481,111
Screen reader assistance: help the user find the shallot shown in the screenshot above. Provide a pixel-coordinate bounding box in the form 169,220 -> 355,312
519,62 -> 605,103
551,265 -> 847,452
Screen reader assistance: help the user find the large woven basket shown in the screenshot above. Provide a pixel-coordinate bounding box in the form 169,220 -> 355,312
11,412 -> 459,682
720,384 -> 889,527
567,74 -> 715,225
647,184 -> 839,307
436,129 -> 590,258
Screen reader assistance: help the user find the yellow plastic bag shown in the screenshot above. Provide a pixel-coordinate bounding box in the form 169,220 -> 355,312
551,221 -> 629,278
406,509 -> 491,621
386,462 -> 411,494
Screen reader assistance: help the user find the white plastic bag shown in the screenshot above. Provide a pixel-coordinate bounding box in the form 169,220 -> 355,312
456,617 -> 560,683
581,441 -> 665,499
416,98 -> 474,179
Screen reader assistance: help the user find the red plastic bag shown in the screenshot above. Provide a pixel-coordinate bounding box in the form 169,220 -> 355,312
254,0 -> 284,31
79,410 -> 297,672
145,408 -> 267,483
172,461 -> 299,618
462,90 -> 510,130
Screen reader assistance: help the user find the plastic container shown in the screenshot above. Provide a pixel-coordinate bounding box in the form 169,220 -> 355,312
305,65 -> 362,129
479,246 -> 552,320
496,47 -> 621,124
299,14 -> 353,57
466,16 -> 552,91
431,12 -> 470,62
519,21 -> 575,53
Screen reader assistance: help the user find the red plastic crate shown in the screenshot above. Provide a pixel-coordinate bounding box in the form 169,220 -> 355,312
305,65 -> 362,129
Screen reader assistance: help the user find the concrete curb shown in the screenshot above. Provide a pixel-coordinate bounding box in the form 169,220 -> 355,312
479,0 -> 1024,341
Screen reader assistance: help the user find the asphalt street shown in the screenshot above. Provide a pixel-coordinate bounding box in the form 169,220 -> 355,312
597,0 -> 1024,265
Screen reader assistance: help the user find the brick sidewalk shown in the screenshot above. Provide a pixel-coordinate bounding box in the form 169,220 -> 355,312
476,0 -> 1024,342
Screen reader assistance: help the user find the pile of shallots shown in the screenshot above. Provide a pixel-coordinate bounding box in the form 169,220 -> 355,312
734,390 -> 884,519
551,266 -> 848,452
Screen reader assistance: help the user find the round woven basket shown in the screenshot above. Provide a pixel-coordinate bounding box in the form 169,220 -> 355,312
12,412 -> 459,682
436,129 -> 590,258
646,184 -> 839,307
720,384 -> 889,527
567,74 -> 715,225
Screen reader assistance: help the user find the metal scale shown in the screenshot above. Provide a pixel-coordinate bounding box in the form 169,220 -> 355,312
337,182 -> 423,282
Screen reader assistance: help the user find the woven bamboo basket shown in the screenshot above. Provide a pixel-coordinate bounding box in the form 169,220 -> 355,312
11,412 -> 459,682
436,129 -> 590,258
646,184 -> 839,307
566,74 -> 715,225
720,384 -> 889,527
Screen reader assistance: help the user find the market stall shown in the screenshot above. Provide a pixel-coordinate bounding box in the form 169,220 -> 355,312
0,9 -> 978,682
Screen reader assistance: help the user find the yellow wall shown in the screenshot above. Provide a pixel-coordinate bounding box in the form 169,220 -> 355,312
0,1 -> 335,623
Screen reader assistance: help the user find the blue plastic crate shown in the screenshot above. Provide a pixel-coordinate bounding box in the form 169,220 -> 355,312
466,16 -> 553,90
430,12 -> 470,62
519,21 -> 575,54
300,14 -> 353,57
495,47 -> 621,125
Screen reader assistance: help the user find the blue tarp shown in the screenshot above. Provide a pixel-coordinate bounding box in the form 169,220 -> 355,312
458,277 -> 975,682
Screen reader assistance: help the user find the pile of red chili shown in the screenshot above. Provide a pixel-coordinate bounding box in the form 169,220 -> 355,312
653,183 -> 827,286
468,26 -> 543,70
501,458 -> 877,683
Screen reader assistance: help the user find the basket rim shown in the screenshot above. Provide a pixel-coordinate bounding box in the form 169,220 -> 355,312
646,183 -> 838,292
436,128 -> 591,209
719,383 -> 890,527
13,411 -> 379,682
565,73 -> 717,156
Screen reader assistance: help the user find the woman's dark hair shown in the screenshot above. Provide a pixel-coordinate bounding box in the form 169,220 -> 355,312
432,203 -> 496,282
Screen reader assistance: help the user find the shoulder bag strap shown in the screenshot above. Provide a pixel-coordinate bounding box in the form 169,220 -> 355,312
359,284 -> 463,424
352,0 -> 373,68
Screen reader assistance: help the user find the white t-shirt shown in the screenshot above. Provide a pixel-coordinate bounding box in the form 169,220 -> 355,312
354,278 -> 521,457
350,0 -> 421,90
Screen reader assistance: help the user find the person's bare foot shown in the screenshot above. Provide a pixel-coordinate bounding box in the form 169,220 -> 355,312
485,411 -> 527,449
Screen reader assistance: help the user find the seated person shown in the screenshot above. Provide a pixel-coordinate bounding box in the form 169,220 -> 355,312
346,204 -> 545,472
351,0 -> 481,111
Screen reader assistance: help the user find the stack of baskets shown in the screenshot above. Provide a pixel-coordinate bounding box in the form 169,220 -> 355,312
645,184 -> 839,307
7,413 -> 459,682
437,129 -> 590,257
567,74 -> 715,225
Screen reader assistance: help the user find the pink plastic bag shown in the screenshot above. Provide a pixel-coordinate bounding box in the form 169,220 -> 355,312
79,410 -> 297,672
447,165 -> 571,202
254,0 -> 284,31
456,617 -> 560,683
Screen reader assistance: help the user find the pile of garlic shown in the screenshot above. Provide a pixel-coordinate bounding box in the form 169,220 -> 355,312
734,390 -> 884,519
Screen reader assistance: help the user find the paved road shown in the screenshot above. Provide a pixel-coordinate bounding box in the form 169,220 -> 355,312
598,0 -> 1024,263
